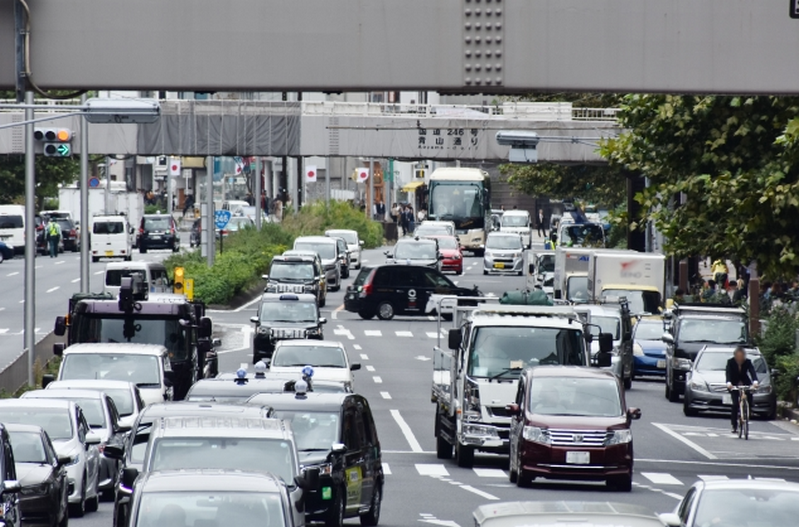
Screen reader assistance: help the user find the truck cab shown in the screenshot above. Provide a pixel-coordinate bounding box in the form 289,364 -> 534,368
432,302 -> 612,468
575,301 -> 634,389
525,249 -> 555,294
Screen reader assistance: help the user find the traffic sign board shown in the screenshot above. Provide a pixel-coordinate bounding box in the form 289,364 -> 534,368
88,177 -> 100,188
214,210 -> 232,230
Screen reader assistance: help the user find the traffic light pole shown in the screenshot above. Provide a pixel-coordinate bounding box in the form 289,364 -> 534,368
24,91 -> 35,387
79,94 -> 90,293
254,157 -> 262,229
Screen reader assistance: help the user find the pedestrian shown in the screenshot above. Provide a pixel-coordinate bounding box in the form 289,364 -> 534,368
390,203 -> 399,223
537,209 -> 547,238
45,217 -> 61,258
182,194 -> 195,218
407,206 -> 416,234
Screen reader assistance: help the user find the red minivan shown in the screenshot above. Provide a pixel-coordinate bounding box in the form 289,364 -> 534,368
508,366 -> 641,491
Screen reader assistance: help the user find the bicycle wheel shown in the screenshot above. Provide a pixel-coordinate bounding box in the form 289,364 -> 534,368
743,398 -> 750,440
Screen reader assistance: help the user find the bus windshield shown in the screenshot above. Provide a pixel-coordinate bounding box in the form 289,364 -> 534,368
429,183 -> 484,221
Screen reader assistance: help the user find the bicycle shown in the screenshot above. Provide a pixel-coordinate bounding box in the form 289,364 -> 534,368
731,385 -> 755,440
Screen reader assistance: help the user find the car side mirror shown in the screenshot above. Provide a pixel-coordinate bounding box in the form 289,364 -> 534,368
331,442 -> 347,455
627,407 -> 642,421
296,467 -> 320,491
250,316 -> 259,324
658,513 -> 682,527
102,444 -> 125,460
506,403 -> 521,416
2,480 -> 21,494
350,363 -> 361,371
661,333 -> 674,344
595,352 -> 612,368
212,338 -> 222,347
52,343 -> 65,357
262,274 -> 269,281
199,316 -> 213,339
85,431 -> 102,446
42,374 -> 54,388
359,240 -> 364,246
447,329 -> 462,351
116,423 -> 132,434
383,251 -> 390,257
771,368 -> 780,377
54,316 -> 66,337
163,370 -> 176,387
56,454 -> 73,467
598,333 -> 613,353
121,467 -> 139,489
319,317 -> 327,325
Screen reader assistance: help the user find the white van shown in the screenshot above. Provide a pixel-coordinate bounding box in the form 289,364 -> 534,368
91,215 -> 132,262
500,209 -> 532,248
104,262 -> 170,297
222,200 -> 250,216
0,205 -> 26,254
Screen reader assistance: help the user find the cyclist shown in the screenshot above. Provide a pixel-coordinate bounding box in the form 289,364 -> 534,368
725,346 -> 759,434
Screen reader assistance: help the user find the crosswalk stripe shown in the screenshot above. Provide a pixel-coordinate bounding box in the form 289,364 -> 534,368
364,330 -> 382,337
382,463 -> 392,475
415,464 -> 449,477
641,472 -> 684,486
395,331 -> 413,337
473,468 -> 507,478
366,365 -> 375,372
426,332 -> 440,339
756,477 -> 787,482
698,475 -> 729,482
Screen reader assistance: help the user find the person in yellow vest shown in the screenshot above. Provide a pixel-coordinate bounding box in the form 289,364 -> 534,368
711,259 -> 729,288
45,217 -> 61,258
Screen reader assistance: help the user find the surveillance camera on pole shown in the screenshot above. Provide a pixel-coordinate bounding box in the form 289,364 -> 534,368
83,98 -> 160,124
495,130 -> 540,163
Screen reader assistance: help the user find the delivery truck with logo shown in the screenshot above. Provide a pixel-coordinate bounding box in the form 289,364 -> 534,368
586,250 -> 666,314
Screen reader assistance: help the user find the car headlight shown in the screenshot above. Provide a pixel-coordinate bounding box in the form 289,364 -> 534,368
21,482 -> 50,496
633,343 -> 644,357
258,326 -> 270,335
465,378 -> 480,412
304,283 -> 315,291
606,429 -> 632,445
307,327 -> 321,336
312,463 -> 333,476
673,357 -> 693,370
67,453 -> 80,466
689,380 -> 708,392
757,384 -> 772,394
453,254 -> 461,260
522,426 -> 550,444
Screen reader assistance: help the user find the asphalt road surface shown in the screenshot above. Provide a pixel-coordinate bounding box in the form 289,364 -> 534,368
0,246 -> 178,368
54,245 -> 799,527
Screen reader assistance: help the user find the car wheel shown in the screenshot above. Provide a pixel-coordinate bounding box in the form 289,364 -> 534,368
683,402 -> 698,417
358,310 -> 375,320
668,383 -> 681,403
608,474 -> 632,492
91,256 -> 99,263
58,507 -> 69,527
377,302 -> 395,321
456,442 -> 474,468
359,483 -> 382,526
139,246 -> 147,254
319,294 -> 326,308
664,381 -> 671,400
124,255 -> 132,261
516,466 -> 534,488
623,375 -> 632,390
508,449 -> 518,483
172,243 -> 180,253
85,491 -> 99,513
69,480 -> 86,518
325,488 -> 346,527
436,434 -> 453,460
483,269 -> 488,275
0,252 -> 4,264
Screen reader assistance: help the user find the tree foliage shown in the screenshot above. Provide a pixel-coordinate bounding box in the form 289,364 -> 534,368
0,156 -> 78,210
500,163 -> 626,207
600,95 -> 799,279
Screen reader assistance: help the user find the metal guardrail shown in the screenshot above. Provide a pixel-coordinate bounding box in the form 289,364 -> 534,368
0,331 -> 61,395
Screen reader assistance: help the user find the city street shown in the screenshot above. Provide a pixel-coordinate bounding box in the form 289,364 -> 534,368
64,246 -> 799,527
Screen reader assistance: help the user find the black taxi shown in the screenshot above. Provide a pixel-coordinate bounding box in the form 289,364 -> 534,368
344,264 -> 479,320
246,391 -> 383,527
250,293 -> 326,363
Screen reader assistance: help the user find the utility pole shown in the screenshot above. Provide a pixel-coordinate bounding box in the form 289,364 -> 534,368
368,159 -> 374,220
254,157 -> 262,229
296,92 -> 302,208
79,94 -> 90,293
204,156 -> 215,266
279,92 -> 288,203
23,91 -> 35,386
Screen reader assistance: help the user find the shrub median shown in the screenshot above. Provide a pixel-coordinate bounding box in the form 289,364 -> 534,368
164,201 -> 383,306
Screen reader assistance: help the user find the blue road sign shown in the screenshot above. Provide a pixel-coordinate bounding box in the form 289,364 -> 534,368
214,210 -> 232,230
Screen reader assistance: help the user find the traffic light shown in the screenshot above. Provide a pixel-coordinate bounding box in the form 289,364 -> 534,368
34,128 -> 73,157
173,267 -> 185,295
415,168 -> 425,179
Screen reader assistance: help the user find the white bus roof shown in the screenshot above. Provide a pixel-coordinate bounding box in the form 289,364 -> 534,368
429,167 -> 489,181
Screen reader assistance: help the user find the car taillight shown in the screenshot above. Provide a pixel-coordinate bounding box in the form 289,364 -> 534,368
361,270 -> 375,296
170,227 -> 175,234
139,228 -> 144,234
70,229 -> 76,236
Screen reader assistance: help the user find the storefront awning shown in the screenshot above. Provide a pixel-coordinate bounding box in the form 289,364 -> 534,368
401,180 -> 425,192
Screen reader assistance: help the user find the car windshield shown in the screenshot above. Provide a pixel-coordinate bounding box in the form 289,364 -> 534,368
434,237 -> 458,250
227,217 -> 253,230
561,224 -> 605,247
394,242 -> 437,260
270,262 -> 314,281
529,376 -> 622,417
696,352 -> 767,373
591,315 -> 621,340
634,320 -> 664,341
567,276 -> 589,303
486,235 -> 522,250
61,397 -> 106,428
106,269 -> 147,287
61,354 -> 161,387
601,289 -> 661,314
415,227 -> 449,237
272,345 -> 346,368
294,241 -> 336,260
259,301 -> 317,323
468,326 -> 586,378
538,254 -> 555,273
103,388 -> 135,416
272,410 -> 340,452
0,215 -> 23,229
72,316 -> 187,361
502,215 -> 529,227
679,318 -> 747,344
134,491 -> 286,527
144,217 -> 171,231
328,231 -> 357,244
8,431 -> 47,463
693,488 -> 799,527
0,408 -> 73,440
93,221 -> 124,234
149,438 -> 295,481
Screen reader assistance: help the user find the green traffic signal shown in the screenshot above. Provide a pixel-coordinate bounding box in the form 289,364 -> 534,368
43,143 -> 71,157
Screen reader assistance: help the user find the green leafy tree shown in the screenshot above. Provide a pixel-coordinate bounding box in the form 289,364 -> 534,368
499,163 -> 626,207
0,155 -> 78,210
601,95 -> 799,279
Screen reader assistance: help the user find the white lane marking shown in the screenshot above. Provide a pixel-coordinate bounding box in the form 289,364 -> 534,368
395,330 -> 413,337
372,376 -> 383,384
333,328 -> 355,340
641,472 -> 683,486
652,422 -> 717,460
0,329 -> 8,334
6,272 -> 18,277
391,410 -> 423,453
0,308 -> 5,312
632,481 -> 684,500
71,278 -> 81,283
18,300 -> 24,304
34,265 -> 42,269
359,353 -> 369,360
415,355 -> 431,362
380,391 -> 392,399
420,519 -> 461,527
415,464 -> 449,477
365,330 -> 382,337
427,316 -> 436,321
353,345 -> 362,351
756,477 -> 787,482
706,433 -> 718,437
366,365 -> 375,372
459,485 -> 499,501
55,260 -> 65,265
473,468 -> 507,478
426,331 -> 445,339
94,270 -> 104,275
698,475 -> 729,482
382,463 -> 391,475
453,281 -> 459,285
207,294 -> 262,314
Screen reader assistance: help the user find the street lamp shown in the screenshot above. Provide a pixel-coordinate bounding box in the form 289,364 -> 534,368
83,98 -> 160,124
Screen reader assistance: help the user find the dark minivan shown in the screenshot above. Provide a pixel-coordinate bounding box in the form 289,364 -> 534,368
345,264 -> 478,320
137,215 -> 179,253
508,366 -> 641,492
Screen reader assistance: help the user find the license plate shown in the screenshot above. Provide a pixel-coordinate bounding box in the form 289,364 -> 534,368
566,451 -> 590,465
722,394 -> 732,405
151,235 -> 161,239
657,360 -> 666,369
493,262 -> 505,269
105,251 -> 113,256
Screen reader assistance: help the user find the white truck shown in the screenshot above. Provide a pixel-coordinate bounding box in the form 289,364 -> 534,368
553,246 -> 594,302
431,300 -> 610,467
525,249 -> 555,295
58,185 -> 144,241
587,250 -> 666,314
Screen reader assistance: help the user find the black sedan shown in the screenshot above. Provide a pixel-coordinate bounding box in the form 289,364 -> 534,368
7,424 -> 70,527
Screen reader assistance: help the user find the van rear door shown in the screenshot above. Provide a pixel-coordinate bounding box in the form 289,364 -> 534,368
92,219 -> 131,261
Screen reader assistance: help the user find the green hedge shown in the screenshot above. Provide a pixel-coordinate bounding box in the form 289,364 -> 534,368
757,305 -> 799,402
163,201 -> 383,306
